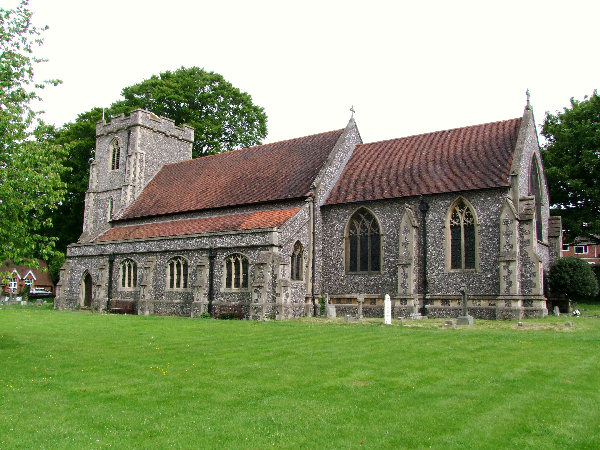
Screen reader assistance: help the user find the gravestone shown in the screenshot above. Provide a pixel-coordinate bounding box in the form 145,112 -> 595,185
326,304 -> 336,318
409,300 -> 424,320
325,294 -> 336,318
384,294 -> 392,325
456,285 -> 474,326
553,306 -> 560,316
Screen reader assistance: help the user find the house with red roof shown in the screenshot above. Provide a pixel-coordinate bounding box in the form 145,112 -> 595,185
561,234 -> 600,265
2,260 -> 54,296
55,102 -> 561,320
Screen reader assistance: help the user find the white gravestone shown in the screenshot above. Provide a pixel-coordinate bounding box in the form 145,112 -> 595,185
384,294 -> 392,325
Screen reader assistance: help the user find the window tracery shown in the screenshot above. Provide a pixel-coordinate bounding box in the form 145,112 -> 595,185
224,254 -> 249,289
167,257 -> 188,289
120,259 -> 137,289
449,199 -> 476,270
346,208 -> 381,273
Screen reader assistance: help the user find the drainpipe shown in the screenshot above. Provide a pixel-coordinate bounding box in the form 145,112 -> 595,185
419,197 -> 429,316
106,253 -> 115,311
207,248 -> 216,316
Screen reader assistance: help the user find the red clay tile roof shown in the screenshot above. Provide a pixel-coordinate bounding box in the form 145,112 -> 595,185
326,118 -> 521,205
118,129 -> 344,220
96,208 -> 300,242
1,260 -> 54,287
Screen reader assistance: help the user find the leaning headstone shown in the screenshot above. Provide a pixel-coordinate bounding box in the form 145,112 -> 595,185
384,294 -> 392,325
553,306 -> 560,316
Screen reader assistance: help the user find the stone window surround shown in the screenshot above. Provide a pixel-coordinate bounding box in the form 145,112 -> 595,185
344,206 -> 383,275
119,258 -> 138,290
444,197 -> 480,273
222,253 -> 250,292
529,155 -> 544,242
109,138 -> 121,171
80,271 -> 93,307
291,241 -> 304,282
166,256 -> 189,291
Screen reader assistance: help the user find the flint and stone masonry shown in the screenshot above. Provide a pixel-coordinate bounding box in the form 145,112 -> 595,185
56,103 -> 561,320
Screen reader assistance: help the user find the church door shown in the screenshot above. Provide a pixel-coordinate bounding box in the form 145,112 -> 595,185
83,273 -> 93,308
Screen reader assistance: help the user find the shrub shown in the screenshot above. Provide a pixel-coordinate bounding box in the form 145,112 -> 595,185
593,265 -> 600,302
549,257 -> 599,302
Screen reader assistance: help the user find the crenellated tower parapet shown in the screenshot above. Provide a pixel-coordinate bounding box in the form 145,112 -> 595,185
96,109 -> 194,143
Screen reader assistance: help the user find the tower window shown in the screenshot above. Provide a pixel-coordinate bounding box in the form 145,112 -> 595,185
110,139 -> 120,171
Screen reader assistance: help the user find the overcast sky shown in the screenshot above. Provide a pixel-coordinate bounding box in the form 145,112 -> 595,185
15,0 -> 600,144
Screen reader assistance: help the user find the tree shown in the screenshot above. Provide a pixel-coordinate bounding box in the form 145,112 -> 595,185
0,1 -> 66,267
548,256 -> 599,303
541,92 -> 600,241
115,67 -> 268,157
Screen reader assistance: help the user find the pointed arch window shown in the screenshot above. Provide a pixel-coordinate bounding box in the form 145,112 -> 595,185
346,208 -> 381,273
449,199 -> 476,270
110,139 -> 120,171
529,157 -> 543,240
120,259 -> 137,289
167,257 -> 188,290
291,241 -> 304,281
224,254 -> 249,290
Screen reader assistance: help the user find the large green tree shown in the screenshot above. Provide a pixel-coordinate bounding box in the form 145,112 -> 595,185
0,1 -> 66,268
49,67 -> 267,253
542,92 -> 600,241
116,67 -> 268,157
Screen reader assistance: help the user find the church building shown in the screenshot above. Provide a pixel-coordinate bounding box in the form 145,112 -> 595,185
55,101 -> 562,320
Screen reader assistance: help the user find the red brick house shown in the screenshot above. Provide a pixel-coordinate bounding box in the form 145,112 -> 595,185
1,260 -> 55,296
562,235 -> 600,265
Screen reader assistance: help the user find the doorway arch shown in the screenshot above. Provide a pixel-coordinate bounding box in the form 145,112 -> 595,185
82,272 -> 93,308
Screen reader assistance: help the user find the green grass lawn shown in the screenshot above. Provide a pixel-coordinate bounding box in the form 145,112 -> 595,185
1,305 -> 599,449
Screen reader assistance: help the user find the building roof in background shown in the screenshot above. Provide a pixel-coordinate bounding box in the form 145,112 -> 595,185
1,260 -> 54,287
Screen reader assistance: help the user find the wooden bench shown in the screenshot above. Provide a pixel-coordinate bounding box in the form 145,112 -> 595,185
109,300 -> 137,314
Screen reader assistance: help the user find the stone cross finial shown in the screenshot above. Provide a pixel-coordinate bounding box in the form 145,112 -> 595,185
526,89 -> 531,109
350,105 -> 355,118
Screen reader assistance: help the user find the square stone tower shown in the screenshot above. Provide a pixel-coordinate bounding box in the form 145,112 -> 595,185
80,109 -> 194,242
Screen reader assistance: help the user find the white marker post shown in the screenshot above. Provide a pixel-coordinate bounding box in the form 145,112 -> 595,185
384,294 -> 392,325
